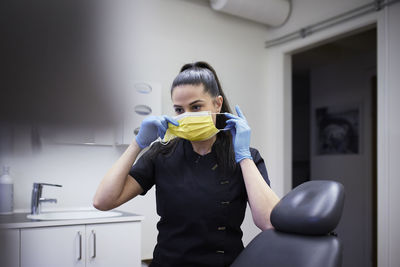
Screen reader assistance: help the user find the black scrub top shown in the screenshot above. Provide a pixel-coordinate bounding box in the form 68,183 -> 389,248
129,138 -> 270,267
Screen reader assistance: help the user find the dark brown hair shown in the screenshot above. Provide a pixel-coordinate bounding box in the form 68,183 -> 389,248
148,62 -> 236,173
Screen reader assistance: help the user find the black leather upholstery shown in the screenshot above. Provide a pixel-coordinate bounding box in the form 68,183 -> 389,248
231,180 -> 345,267
231,230 -> 342,267
271,180 -> 345,235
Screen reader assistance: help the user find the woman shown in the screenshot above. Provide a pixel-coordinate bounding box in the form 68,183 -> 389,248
93,62 -> 280,267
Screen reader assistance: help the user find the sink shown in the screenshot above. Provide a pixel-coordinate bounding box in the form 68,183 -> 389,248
27,210 -> 122,221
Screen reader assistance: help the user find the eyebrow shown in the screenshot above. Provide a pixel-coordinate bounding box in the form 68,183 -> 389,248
173,99 -> 205,108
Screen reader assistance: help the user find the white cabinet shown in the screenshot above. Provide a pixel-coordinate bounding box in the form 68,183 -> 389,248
21,225 -> 86,267
21,222 -> 141,267
0,229 -> 20,267
85,222 -> 141,266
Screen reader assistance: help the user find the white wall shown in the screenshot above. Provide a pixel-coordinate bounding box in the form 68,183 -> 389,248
0,0 -> 272,260
264,1 -> 400,266
266,0 -> 371,39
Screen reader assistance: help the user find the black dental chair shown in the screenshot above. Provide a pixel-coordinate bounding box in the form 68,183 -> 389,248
231,180 -> 345,267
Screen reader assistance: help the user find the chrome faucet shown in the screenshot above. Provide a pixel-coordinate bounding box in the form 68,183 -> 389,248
31,183 -> 62,215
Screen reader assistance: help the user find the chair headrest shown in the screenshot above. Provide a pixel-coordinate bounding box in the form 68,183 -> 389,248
271,180 -> 345,235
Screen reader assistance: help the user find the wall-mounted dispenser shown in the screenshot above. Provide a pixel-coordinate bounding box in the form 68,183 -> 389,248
116,82 -> 162,145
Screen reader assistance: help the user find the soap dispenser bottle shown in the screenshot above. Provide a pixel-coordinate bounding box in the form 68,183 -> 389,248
0,166 -> 14,214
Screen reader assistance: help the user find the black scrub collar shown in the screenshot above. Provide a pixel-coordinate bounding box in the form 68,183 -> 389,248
182,138 -> 218,163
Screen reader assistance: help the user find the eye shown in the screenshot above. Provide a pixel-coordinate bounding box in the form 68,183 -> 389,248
174,107 -> 184,114
191,105 -> 202,111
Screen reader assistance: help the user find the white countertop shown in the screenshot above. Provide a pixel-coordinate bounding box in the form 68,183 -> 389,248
0,210 -> 144,229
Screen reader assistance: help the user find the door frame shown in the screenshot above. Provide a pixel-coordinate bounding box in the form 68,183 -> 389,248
263,10 -> 389,266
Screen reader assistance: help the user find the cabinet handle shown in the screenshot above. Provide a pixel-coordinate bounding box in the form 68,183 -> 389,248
91,230 -> 97,258
77,231 -> 82,261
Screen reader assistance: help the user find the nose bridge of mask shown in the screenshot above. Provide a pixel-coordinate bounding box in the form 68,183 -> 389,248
163,111 -> 221,142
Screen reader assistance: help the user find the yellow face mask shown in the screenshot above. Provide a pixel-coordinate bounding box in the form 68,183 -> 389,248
163,111 -> 220,142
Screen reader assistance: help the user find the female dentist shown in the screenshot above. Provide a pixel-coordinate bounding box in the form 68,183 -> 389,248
93,61 -> 280,267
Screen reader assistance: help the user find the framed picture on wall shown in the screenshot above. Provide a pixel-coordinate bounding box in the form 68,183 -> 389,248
316,105 -> 360,155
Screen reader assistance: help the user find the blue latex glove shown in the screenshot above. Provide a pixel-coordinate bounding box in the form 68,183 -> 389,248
224,105 -> 253,163
135,115 -> 179,149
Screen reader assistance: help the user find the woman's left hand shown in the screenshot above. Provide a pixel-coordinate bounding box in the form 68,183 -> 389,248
224,105 -> 253,163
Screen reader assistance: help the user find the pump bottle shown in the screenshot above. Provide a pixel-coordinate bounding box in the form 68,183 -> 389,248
0,166 -> 14,214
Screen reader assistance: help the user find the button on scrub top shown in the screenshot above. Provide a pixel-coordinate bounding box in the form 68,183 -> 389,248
130,138 -> 270,267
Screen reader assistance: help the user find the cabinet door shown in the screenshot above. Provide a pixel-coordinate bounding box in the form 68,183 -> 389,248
86,222 -> 141,267
0,229 -> 20,267
21,225 -> 86,267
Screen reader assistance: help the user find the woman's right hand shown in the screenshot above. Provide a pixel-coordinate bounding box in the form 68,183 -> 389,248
135,115 -> 179,148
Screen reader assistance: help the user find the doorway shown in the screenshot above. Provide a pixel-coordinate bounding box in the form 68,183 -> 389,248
291,28 -> 377,267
